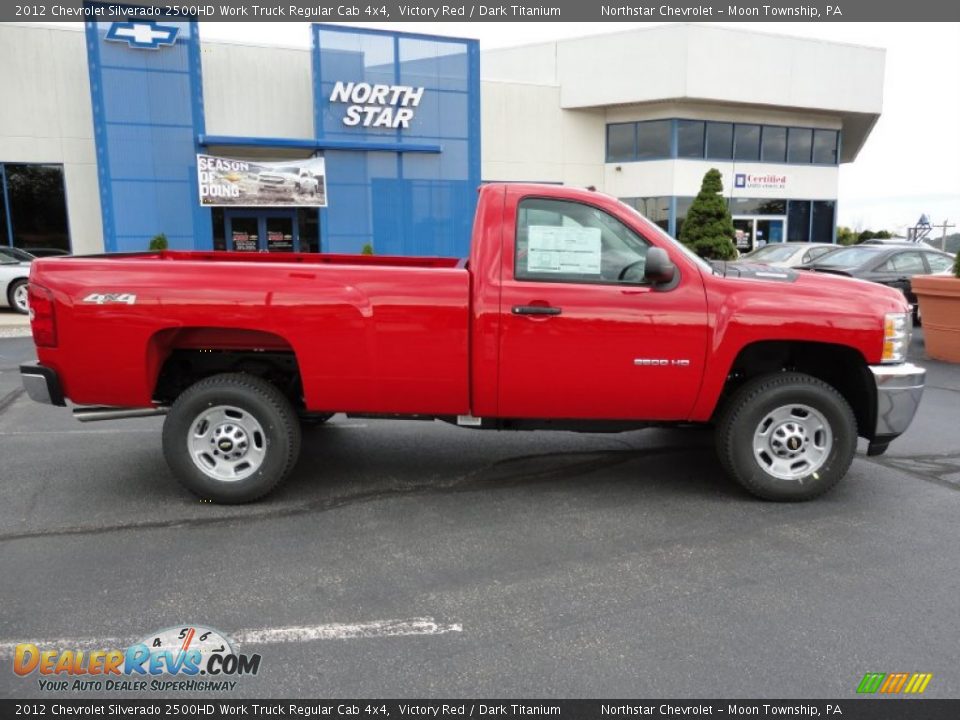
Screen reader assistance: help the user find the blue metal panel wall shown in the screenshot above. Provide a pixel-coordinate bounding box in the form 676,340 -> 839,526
85,7 -> 210,252
312,25 -> 480,257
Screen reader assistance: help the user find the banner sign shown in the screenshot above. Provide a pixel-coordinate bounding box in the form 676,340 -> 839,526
197,154 -> 327,207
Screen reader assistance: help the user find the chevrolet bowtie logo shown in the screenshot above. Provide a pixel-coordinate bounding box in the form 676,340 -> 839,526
105,20 -> 179,49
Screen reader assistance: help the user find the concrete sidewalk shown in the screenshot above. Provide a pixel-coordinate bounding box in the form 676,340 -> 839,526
0,310 -> 30,337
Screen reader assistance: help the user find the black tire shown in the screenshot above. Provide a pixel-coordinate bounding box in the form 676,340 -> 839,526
162,373 -> 301,503
716,372 -> 857,502
8,279 -> 29,315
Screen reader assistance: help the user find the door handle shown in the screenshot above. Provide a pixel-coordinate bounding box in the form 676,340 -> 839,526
512,305 -> 562,316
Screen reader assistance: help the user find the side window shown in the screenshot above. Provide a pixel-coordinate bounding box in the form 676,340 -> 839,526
515,198 -> 651,285
804,246 -> 834,264
879,252 -> 925,274
926,254 -> 954,274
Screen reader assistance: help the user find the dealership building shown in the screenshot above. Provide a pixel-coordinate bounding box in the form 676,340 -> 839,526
0,20 -> 884,257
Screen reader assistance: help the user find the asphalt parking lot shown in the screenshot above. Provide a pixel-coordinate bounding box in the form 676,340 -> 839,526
1,320 -> 959,699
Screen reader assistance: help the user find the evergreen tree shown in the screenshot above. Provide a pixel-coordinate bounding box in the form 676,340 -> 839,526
678,169 -> 737,260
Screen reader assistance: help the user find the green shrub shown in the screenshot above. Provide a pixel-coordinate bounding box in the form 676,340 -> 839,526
361,243 -> 374,256
678,169 -> 737,261
954,249 -> 960,279
149,233 -> 168,251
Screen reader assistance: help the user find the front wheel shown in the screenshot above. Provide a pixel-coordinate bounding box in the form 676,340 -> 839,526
162,373 -> 301,503
716,372 -> 857,501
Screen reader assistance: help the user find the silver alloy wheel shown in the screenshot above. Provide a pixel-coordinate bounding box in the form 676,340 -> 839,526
187,405 -> 266,482
752,403 -> 833,481
13,283 -> 28,312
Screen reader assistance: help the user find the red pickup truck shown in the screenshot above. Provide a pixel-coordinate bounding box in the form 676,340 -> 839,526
20,184 -> 925,503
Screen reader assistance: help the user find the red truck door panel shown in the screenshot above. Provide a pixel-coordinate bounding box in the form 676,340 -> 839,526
497,192 -> 709,421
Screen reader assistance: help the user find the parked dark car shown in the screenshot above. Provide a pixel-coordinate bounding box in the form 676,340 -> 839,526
738,241 -> 840,268
799,244 -> 955,321
24,248 -> 71,258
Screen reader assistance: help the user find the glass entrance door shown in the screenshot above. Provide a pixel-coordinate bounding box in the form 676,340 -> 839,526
224,210 -> 300,252
732,216 -> 787,253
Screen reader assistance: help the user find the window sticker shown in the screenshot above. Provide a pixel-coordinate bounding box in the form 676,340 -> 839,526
526,225 -> 602,275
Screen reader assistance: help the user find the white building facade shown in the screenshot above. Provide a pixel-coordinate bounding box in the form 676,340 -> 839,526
480,24 -> 885,250
0,22 -> 884,256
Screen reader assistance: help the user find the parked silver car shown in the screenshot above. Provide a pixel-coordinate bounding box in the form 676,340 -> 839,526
738,242 -> 840,268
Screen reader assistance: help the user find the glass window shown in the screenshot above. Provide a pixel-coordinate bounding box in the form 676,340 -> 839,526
4,164 -> 71,253
747,244 -> 799,263
674,196 -> 695,238
515,197 -> 651,285
607,123 -> 636,162
878,252 -> 926,274
211,208 -> 226,251
761,126 -> 787,163
787,128 -> 813,163
622,196 -> 670,232
636,120 -> 672,159
814,246 -> 881,268
728,198 -> 786,216
705,122 -> 733,160
787,200 -> 811,242
811,201 -> 835,243
677,120 -> 705,158
812,130 -> 839,164
803,246 -> 838,264
926,253 -> 954,273
0,167 -> 8,247
734,124 -> 761,161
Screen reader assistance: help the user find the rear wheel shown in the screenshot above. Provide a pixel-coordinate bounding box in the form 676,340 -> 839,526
162,373 -> 301,503
716,372 -> 857,501
9,279 -> 29,314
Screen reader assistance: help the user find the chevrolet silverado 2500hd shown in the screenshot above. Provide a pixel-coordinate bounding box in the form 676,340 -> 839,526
20,184 -> 926,503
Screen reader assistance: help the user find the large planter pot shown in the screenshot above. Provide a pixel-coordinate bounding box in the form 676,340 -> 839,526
913,275 -> 960,363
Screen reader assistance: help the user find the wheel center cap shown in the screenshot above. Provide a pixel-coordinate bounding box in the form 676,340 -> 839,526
787,436 -> 801,451
218,438 -> 234,452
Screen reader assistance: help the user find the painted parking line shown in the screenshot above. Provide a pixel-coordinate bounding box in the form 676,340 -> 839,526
0,618 -> 462,654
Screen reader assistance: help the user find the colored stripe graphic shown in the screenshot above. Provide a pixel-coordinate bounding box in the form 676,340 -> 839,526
904,673 -> 933,694
857,672 -> 932,694
857,673 -> 886,693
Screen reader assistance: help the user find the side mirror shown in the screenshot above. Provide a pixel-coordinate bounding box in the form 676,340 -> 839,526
644,247 -> 676,285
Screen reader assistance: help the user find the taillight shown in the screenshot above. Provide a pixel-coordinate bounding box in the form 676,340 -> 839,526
28,284 -> 58,348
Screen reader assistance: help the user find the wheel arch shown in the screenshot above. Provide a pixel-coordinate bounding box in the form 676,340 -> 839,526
146,327 -> 304,408
714,340 -> 876,439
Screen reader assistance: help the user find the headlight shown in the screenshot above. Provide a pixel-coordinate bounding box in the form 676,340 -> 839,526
882,312 -> 911,364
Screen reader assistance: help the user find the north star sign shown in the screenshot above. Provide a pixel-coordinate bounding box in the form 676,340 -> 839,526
105,20 -> 179,49
329,81 -> 425,129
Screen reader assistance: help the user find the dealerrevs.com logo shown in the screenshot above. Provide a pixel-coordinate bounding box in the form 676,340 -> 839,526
14,625 -> 261,692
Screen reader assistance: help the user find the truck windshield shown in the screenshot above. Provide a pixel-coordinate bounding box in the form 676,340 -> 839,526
619,202 -> 718,275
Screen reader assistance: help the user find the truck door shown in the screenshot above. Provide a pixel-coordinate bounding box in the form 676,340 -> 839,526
497,193 -> 709,421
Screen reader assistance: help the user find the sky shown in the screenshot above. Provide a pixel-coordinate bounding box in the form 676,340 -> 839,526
28,20 -> 960,235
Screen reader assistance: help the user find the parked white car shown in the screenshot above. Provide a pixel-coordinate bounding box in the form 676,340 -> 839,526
0,247 -> 32,314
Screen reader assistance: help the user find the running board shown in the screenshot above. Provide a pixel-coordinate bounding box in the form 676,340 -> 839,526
73,406 -> 169,422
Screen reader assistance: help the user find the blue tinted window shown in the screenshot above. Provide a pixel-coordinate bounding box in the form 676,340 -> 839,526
761,126 -> 787,162
734,124 -> 761,161
677,121 -> 704,158
607,123 -> 636,162
706,122 -> 733,160
812,130 -> 839,164
788,128 -> 813,163
637,120 -> 672,159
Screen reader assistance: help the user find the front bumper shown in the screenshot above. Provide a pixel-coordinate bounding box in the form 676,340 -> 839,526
20,363 -> 65,406
868,362 -> 925,452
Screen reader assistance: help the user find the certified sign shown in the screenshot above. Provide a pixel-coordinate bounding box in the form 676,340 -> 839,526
735,173 -> 787,190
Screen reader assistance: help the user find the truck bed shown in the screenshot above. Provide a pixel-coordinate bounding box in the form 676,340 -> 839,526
29,251 -> 471,414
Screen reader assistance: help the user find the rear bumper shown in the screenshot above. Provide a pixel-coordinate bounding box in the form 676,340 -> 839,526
19,363 -> 65,407
869,362 -> 925,442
